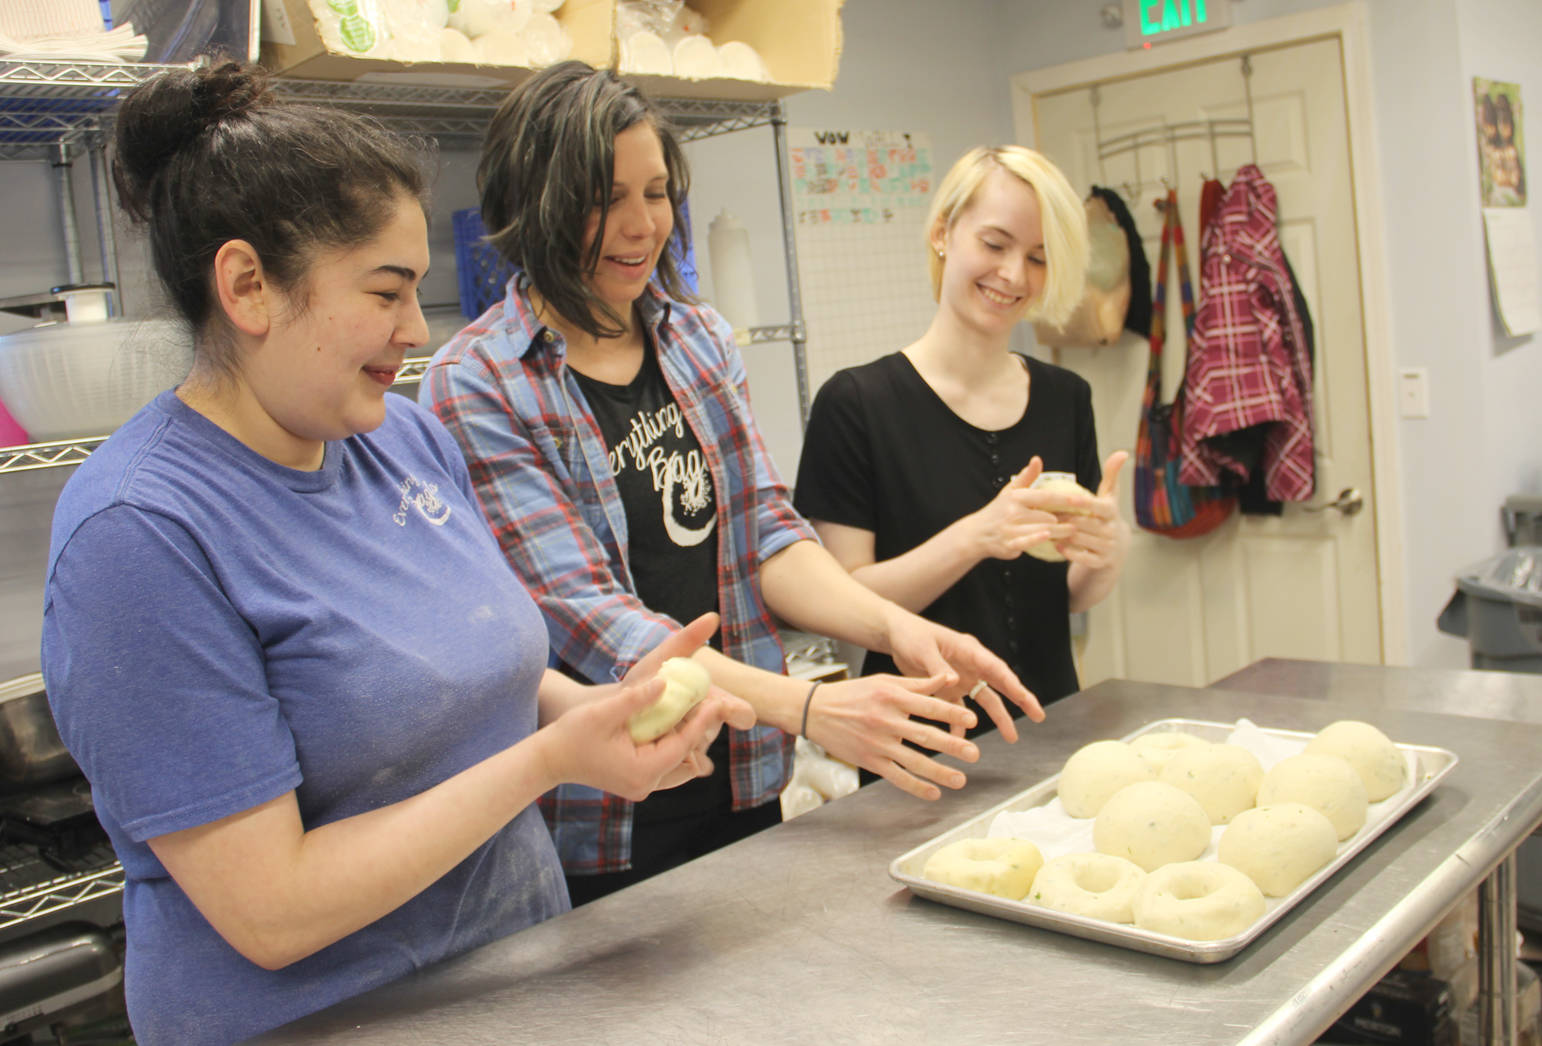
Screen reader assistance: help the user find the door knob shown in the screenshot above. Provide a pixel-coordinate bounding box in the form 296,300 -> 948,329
1304,487 -> 1364,516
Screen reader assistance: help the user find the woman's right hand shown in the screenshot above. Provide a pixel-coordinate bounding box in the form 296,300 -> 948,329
801,674 -> 983,800
536,679 -> 750,801
536,613 -> 756,800
966,456 -> 1066,561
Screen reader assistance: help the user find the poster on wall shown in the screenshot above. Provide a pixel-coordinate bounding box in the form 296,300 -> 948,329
1474,78 -> 1526,208
1473,78 -> 1538,336
789,129 -> 936,401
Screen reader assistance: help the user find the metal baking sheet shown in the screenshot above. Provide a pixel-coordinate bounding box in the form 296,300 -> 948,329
889,717 -> 1460,963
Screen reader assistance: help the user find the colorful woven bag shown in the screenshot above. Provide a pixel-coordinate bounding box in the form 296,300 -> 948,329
1133,189 -> 1235,538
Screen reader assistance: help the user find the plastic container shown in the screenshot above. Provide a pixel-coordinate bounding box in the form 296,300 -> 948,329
1436,547 -> 1542,672
707,209 -> 758,332
109,0 -> 254,62
0,318 -> 193,442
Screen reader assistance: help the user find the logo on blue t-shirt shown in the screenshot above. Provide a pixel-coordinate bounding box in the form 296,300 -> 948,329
394,475 -> 452,527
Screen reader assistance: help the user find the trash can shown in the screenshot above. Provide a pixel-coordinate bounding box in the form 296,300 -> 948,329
1505,494 -> 1542,547
1436,547 -> 1542,673
1437,545 -> 1542,931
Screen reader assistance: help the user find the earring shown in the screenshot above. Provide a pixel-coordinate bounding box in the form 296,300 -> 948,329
936,247 -> 945,258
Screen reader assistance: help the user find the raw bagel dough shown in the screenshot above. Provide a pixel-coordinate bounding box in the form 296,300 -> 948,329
923,838 -> 1045,900
627,656 -> 712,743
1029,852 -> 1147,923
1093,780 -> 1211,872
1218,802 -> 1339,897
1304,720 -> 1407,802
1256,753 -> 1369,841
1133,860 -> 1266,940
1024,471 -> 1093,562
1159,742 -> 1264,825
1130,730 -> 1210,775
1058,739 -> 1156,819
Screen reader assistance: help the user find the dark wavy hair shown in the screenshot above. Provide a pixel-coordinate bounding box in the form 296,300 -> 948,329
112,61 -> 432,375
477,61 -> 694,340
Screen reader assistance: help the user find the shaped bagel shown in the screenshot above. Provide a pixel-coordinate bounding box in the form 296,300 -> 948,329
1256,753 -> 1369,841
1159,742 -> 1264,825
627,656 -> 712,744
923,837 -> 1045,900
1130,730 -> 1210,775
1029,852 -> 1146,923
1218,802 -> 1339,897
1024,471 -> 1094,562
1058,739 -> 1156,819
1093,781 -> 1211,872
1304,720 -> 1407,802
1133,860 -> 1266,941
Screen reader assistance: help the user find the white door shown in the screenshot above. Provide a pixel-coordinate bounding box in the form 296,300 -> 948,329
1028,35 -> 1383,688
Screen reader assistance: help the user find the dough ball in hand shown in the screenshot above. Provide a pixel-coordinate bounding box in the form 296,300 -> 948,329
1093,780 -> 1211,872
1058,739 -> 1156,818
1218,802 -> 1339,897
1023,471 -> 1093,562
1159,742 -> 1264,825
627,657 -> 712,744
923,837 -> 1045,900
1304,720 -> 1407,801
1256,753 -> 1368,841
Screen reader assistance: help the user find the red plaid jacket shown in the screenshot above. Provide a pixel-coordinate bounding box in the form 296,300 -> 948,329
1178,164 -> 1315,501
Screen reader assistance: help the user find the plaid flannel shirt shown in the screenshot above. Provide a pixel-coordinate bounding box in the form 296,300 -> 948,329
1178,164 -> 1316,501
423,273 -> 808,875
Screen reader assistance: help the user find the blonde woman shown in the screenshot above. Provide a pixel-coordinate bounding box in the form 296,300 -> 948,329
796,146 -> 1131,730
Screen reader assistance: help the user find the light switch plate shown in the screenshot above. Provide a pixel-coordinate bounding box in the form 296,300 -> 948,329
1398,367 -> 1430,419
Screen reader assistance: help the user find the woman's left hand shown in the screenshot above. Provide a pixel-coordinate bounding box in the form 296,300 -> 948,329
881,609 -> 1044,742
1055,450 -> 1131,571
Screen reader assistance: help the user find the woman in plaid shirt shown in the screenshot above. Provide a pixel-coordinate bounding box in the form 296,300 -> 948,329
425,62 -> 1041,904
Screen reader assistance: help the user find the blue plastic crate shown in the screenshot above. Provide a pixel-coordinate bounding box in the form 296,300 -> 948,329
451,208 -> 514,321
451,200 -> 700,321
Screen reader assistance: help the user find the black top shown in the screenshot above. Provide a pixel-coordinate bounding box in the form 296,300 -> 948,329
794,352 -> 1101,722
571,344 -> 726,825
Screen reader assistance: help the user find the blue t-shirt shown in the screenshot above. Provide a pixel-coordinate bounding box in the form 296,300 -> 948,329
41,391 -> 568,1045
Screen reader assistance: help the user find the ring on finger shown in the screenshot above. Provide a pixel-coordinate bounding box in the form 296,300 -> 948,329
968,680 -> 988,699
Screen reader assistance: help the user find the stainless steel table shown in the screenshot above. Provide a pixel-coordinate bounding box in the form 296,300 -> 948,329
1218,659 -> 1542,1044
258,673 -> 1542,1045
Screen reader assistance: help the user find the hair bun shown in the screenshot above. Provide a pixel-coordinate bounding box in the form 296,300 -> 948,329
113,62 -> 272,220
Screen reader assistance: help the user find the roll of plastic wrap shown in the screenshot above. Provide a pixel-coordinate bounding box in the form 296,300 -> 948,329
671,33 -> 722,79
717,40 -> 767,81
620,30 -> 671,75
707,209 -> 759,332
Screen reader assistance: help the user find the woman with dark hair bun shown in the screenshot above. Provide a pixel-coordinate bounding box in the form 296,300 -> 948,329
40,62 -> 749,1044
425,61 -> 1043,906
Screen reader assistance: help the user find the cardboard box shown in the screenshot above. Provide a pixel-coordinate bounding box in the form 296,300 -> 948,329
260,0 -> 614,85
1319,969 -> 1456,1046
259,0 -> 842,101
619,0 -> 844,102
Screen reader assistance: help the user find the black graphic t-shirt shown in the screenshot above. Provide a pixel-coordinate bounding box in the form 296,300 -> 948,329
571,343 -> 719,630
571,340 -> 724,828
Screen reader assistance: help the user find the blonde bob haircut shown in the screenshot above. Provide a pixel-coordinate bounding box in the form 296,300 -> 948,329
926,145 -> 1089,328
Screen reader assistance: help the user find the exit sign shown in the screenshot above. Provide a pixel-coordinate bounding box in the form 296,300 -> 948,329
1123,0 -> 1233,49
